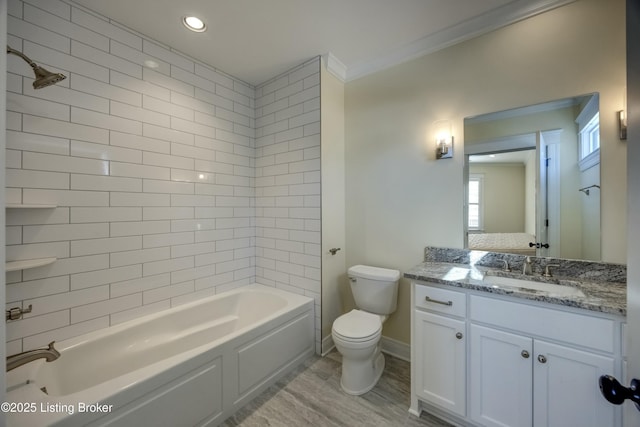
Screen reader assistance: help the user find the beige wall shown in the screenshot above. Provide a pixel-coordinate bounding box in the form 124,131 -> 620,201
344,0 -> 626,344
469,163 -> 526,233
524,150 -> 536,235
320,61 -> 346,347
581,164 -> 601,260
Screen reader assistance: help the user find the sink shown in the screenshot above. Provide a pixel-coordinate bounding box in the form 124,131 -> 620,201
482,274 -> 586,298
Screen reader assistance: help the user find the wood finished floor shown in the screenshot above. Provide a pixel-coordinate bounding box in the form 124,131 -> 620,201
222,351 -> 453,427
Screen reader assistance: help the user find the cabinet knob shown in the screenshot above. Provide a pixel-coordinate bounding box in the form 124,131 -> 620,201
537,354 -> 547,363
455,332 -> 463,340
521,350 -> 530,359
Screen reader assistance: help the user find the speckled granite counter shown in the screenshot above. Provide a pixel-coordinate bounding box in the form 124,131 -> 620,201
405,247 -> 626,316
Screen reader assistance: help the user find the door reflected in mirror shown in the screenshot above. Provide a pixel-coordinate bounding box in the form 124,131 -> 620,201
463,94 -> 600,261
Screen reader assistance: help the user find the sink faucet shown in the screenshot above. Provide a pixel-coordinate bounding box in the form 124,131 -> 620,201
499,259 -> 511,272
6,341 -> 60,372
543,263 -> 560,277
522,256 -> 533,276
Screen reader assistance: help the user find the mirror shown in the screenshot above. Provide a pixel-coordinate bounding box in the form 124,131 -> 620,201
463,94 -> 601,261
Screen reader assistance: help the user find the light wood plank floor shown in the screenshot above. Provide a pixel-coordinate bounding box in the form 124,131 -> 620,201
222,351 -> 454,426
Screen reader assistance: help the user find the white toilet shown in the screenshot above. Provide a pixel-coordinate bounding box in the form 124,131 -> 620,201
332,264 -> 400,395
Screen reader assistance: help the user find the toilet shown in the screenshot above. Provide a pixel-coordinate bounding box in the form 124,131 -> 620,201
332,264 -> 400,395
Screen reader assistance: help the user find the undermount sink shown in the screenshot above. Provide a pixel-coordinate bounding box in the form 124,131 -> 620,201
482,274 -> 586,298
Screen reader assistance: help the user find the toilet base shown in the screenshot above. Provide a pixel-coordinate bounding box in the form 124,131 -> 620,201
340,351 -> 385,395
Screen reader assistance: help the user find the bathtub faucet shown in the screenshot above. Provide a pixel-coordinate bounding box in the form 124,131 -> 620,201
6,341 -> 60,372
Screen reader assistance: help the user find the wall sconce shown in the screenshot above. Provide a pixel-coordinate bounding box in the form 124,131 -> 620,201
618,110 -> 627,140
434,120 -> 453,159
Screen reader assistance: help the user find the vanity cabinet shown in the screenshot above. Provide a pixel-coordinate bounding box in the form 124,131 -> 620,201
411,281 -> 622,427
469,325 -> 533,427
414,310 -> 466,416
469,325 -> 615,427
411,285 -> 466,417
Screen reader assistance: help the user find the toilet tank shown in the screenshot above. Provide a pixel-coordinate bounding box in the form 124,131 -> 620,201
348,265 -> 401,315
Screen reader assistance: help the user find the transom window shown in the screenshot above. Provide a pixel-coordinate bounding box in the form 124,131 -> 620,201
580,113 -> 600,157
576,95 -> 600,171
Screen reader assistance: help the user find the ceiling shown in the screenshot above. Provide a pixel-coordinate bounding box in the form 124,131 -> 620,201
70,0 -> 574,87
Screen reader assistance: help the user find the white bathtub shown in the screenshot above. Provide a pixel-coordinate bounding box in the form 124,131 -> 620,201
6,284 -> 315,427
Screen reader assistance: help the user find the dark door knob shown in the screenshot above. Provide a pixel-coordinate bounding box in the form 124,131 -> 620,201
599,375 -> 640,411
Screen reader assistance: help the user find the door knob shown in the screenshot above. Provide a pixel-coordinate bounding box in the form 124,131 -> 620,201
537,354 -> 547,363
599,375 -> 640,411
521,350 -> 530,359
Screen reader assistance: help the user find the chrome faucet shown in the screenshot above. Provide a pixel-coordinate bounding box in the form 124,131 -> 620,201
499,259 -> 511,272
522,256 -> 533,276
6,341 -> 60,372
543,263 -> 560,277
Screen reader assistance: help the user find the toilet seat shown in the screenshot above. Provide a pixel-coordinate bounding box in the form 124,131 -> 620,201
332,310 -> 382,342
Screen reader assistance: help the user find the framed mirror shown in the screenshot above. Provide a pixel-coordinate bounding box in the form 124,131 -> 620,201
463,93 -> 600,261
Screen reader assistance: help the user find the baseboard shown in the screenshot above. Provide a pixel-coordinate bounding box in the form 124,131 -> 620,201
321,334 -> 410,361
381,336 -> 410,362
321,334 -> 335,356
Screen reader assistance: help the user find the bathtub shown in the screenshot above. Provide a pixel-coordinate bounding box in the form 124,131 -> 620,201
5,284 -> 315,427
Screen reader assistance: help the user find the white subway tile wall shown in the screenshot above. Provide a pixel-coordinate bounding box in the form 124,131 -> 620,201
5,0 -> 322,353
254,60 -> 322,354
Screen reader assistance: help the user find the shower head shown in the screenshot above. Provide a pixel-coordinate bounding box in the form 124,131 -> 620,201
6,45 -> 66,89
31,64 -> 67,89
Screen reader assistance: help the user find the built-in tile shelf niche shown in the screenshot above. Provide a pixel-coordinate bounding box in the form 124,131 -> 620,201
5,204 -> 58,272
6,257 -> 57,272
6,204 -> 57,209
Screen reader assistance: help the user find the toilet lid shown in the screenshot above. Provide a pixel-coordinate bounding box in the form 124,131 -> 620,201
333,310 -> 382,341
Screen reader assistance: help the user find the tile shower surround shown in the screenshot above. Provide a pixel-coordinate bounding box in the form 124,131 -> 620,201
5,0 -> 321,354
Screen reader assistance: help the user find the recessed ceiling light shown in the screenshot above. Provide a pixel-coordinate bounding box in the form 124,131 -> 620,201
143,59 -> 159,69
183,16 -> 206,32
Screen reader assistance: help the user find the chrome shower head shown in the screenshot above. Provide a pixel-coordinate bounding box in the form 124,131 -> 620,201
31,65 -> 66,89
6,45 -> 66,89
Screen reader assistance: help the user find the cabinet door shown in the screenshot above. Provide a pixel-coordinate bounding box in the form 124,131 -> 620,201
470,324 -> 533,427
533,340 -> 616,427
414,310 -> 466,416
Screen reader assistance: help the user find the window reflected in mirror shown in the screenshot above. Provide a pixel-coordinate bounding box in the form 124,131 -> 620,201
468,175 -> 483,230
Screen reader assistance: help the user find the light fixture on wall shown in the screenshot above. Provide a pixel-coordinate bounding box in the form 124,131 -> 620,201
618,110 -> 627,140
182,16 -> 207,32
619,89 -> 628,140
434,120 -> 454,159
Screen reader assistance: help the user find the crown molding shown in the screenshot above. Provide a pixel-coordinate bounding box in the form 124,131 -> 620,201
343,0 -> 577,83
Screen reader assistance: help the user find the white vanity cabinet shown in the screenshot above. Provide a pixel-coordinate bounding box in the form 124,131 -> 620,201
469,324 -> 533,427
411,285 -> 467,417
414,312 -> 466,415
411,281 -> 623,427
469,325 -> 615,427
532,340 -> 615,427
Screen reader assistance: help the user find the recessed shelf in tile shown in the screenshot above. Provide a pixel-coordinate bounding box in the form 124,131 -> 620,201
6,258 -> 58,272
6,204 -> 57,209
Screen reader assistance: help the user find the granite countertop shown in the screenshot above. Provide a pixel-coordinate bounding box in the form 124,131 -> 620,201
405,261 -> 626,316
